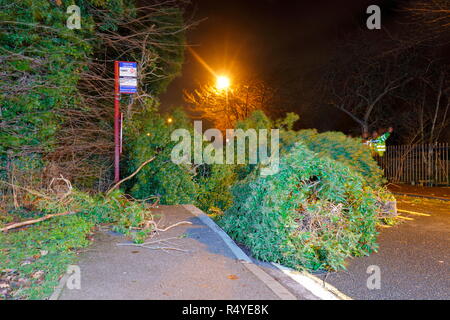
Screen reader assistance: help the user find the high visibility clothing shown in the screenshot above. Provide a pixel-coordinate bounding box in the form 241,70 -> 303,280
370,132 -> 390,156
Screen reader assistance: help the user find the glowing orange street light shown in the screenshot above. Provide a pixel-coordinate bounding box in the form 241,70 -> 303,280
167,117 -> 173,124
216,75 -> 230,90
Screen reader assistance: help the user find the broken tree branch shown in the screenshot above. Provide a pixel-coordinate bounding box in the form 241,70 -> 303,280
145,220 -> 192,232
1,211 -> 76,232
106,157 -> 156,196
117,236 -> 181,247
117,243 -> 189,252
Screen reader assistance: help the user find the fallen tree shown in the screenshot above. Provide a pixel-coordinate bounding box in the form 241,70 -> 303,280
219,142 -> 383,271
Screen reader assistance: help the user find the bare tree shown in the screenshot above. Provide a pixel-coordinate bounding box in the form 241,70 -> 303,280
398,67 -> 450,145
391,0 -> 450,145
322,36 -> 413,134
184,79 -> 275,131
406,0 -> 450,30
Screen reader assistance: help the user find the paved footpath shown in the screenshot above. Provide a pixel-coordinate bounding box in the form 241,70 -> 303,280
59,205 -> 297,300
316,195 -> 450,300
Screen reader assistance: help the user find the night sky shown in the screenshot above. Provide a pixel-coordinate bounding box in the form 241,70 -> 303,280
160,0 -> 412,131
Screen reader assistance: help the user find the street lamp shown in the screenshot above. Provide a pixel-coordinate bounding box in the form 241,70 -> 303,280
215,75 -> 231,127
216,75 -> 230,91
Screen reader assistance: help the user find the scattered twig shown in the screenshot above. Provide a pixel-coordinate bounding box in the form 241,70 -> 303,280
145,220 -> 192,232
117,243 -> 188,253
48,174 -> 73,200
117,238 -> 188,253
116,221 -> 192,253
123,194 -> 160,208
144,246 -> 188,252
117,236 -> 181,246
0,180 -> 51,200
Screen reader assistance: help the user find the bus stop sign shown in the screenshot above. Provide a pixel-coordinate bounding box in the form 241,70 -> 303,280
118,61 -> 137,94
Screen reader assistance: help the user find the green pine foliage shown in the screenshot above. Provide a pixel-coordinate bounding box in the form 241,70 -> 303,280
235,111 -> 385,187
125,106 -> 197,204
193,110 -> 387,215
219,142 -> 380,271
36,189 -> 154,243
193,110 -> 276,214
289,130 -> 385,187
195,163 -> 237,214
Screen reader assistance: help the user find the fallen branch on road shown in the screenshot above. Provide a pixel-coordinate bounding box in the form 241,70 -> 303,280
118,243 -> 189,252
145,220 -> 192,232
117,236 -> 189,252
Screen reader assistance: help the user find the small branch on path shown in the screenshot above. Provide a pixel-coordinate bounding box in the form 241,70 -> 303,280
117,241 -> 188,253
117,236 -> 181,246
145,220 -> 192,232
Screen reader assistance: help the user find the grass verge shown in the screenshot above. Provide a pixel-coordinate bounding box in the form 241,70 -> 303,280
0,210 -> 94,299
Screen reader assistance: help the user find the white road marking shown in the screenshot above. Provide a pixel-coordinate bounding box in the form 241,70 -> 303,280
271,263 -> 351,300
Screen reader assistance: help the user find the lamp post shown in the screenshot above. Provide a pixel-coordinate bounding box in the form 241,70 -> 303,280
216,75 -> 231,127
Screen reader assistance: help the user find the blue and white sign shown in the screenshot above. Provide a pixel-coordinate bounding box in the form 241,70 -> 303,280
118,61 -> 137,94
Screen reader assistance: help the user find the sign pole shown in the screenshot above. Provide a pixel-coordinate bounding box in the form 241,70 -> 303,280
120,112 -> 123,155
114,60 -> 137,184
114,61 -> 120,183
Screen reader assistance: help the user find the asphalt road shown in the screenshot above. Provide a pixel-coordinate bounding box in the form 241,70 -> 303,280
389,184 -> 450,200
316,195 -> 450,300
